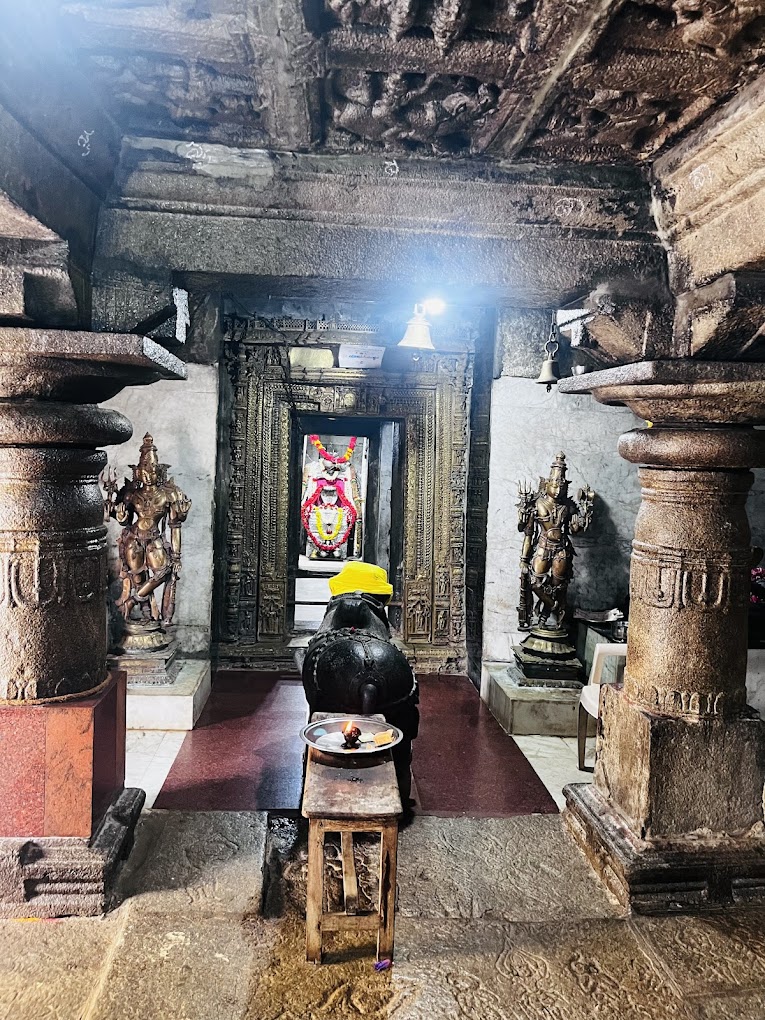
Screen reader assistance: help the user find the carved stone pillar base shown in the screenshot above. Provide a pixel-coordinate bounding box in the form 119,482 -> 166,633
564,782 -> 765,914
0,788 -> 144,918
595,685 -> 765,841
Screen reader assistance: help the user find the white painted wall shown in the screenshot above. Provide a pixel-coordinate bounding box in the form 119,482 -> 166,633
102,363 -> 219,654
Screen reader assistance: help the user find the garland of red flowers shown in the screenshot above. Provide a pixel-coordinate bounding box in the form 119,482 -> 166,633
308,434 -> 357,464
300,478 -> 358,552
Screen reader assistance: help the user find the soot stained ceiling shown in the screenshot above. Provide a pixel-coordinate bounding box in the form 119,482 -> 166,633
57,0 -> 765,162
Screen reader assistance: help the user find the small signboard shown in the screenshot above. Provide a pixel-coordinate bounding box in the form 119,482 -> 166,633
338,344 -> 386,369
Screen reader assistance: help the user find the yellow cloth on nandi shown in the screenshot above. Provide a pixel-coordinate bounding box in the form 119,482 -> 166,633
328,561 -> 393,601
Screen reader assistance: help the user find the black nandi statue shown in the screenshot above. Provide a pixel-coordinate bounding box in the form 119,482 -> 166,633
301,562 -> 419,806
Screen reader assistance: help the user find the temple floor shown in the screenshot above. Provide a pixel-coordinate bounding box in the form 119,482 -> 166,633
4,809 -> 765,1019
128,672 -> 587,814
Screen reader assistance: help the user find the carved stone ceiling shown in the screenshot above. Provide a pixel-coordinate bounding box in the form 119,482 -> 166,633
58,0 -> 765,163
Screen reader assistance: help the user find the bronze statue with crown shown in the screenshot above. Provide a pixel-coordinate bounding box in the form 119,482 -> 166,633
514,452 -> 594,682
102,433 -> 192,683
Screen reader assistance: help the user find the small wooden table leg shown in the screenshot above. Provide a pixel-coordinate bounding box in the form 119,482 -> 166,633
377,822 -> 398,962
306,819 -> 324,963
341,830 -> 358,915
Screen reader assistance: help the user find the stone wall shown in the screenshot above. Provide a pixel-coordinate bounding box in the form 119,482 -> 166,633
102,363 -> 219,656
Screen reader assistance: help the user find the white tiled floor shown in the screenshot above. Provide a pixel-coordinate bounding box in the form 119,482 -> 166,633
512,734 -> 595,810
125,730 -> 186,808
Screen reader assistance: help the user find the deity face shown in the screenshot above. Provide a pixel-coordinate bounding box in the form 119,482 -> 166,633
137,463 -> 159,486
546,479 -> 563,500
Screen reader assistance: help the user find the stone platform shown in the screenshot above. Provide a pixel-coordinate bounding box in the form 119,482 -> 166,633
484,661 -> 586,737
126,660 -> 211,731
4,809 -> 765,1018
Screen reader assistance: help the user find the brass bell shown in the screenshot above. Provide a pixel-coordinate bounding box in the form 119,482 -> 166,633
398,303 -> 435,350
536,319 -> 561,392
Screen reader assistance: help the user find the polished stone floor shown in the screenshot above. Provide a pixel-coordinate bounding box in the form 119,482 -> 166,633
3,811 -> 765,1019
128,727 -> 588,811
131,674 -> 566,815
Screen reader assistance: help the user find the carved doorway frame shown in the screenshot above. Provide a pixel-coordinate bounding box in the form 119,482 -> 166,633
214,339 -> 473,673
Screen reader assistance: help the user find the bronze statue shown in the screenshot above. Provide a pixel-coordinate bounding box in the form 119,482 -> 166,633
103,433 -> 191,646
517,452 -> 594,631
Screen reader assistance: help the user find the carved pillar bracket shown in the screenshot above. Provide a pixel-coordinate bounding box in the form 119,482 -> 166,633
558,360 -> 765,914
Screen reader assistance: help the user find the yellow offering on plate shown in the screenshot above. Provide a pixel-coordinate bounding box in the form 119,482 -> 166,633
373,729 -> 395,747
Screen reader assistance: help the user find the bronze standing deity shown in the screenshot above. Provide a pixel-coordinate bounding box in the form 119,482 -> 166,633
103,433 -> 191,642
517,452 -> 594,631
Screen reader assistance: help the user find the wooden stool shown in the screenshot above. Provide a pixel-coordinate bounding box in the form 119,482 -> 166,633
301,716 -> 402,964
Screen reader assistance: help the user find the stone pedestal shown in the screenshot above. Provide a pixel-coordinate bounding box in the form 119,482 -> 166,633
0,328 -> 185,917
560,361 -> 765,913
109,638 -> 180,687
485,661 -> 584,736
126,659 -> 211,730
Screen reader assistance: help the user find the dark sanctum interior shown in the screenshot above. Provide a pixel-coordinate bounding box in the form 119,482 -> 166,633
2,1 -> 765,1016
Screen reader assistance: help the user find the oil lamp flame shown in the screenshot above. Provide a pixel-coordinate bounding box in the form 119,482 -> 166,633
342,720 -> 361,748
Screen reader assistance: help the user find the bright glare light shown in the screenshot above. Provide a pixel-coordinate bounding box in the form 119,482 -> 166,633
422,297 -> 446,316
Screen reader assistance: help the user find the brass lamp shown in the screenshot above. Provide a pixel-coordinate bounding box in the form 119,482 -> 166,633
398,303 -> 435,350
536,316 -> 561,392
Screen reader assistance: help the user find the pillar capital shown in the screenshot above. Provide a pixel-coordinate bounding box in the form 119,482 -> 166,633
560,358 -> 765,427
618,426 -> 765,471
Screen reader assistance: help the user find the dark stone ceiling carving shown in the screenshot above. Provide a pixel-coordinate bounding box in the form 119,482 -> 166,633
58,0 -> 765,163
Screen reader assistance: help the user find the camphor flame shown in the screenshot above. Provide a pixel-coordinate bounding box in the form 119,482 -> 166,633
342,720 -> 361,747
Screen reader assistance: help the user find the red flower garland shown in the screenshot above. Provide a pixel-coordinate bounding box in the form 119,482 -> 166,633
308,434 -> 357,464
300,478 -> 358,552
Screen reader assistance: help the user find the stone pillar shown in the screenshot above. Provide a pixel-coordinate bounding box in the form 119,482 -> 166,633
0,328 -> 185,918
560,361 -> 765,913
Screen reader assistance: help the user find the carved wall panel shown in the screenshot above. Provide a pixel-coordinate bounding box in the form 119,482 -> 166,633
215,335 -> 473,672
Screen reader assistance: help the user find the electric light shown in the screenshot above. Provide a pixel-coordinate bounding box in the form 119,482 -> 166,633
422,297 -> 446,316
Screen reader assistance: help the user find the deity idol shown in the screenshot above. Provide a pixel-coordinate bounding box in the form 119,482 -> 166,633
103,433 -> 192,645
300,435 -> 362,560
517,452 -> 594,631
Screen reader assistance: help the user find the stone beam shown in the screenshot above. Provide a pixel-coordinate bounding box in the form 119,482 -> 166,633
96,138 -> 665,308
0,6 -> 119,201
652,75 -> 765,294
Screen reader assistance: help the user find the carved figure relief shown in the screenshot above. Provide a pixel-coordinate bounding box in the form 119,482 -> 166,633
328,71 -> 501,155
60,0 -> 765,162
84,52 -> 268,145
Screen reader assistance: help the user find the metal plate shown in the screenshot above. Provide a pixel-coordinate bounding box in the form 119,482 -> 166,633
300,716 -> 403,756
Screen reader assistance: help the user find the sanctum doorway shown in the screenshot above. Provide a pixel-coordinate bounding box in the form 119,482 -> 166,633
212,318 -> 474,673
291,415 -> 403,633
